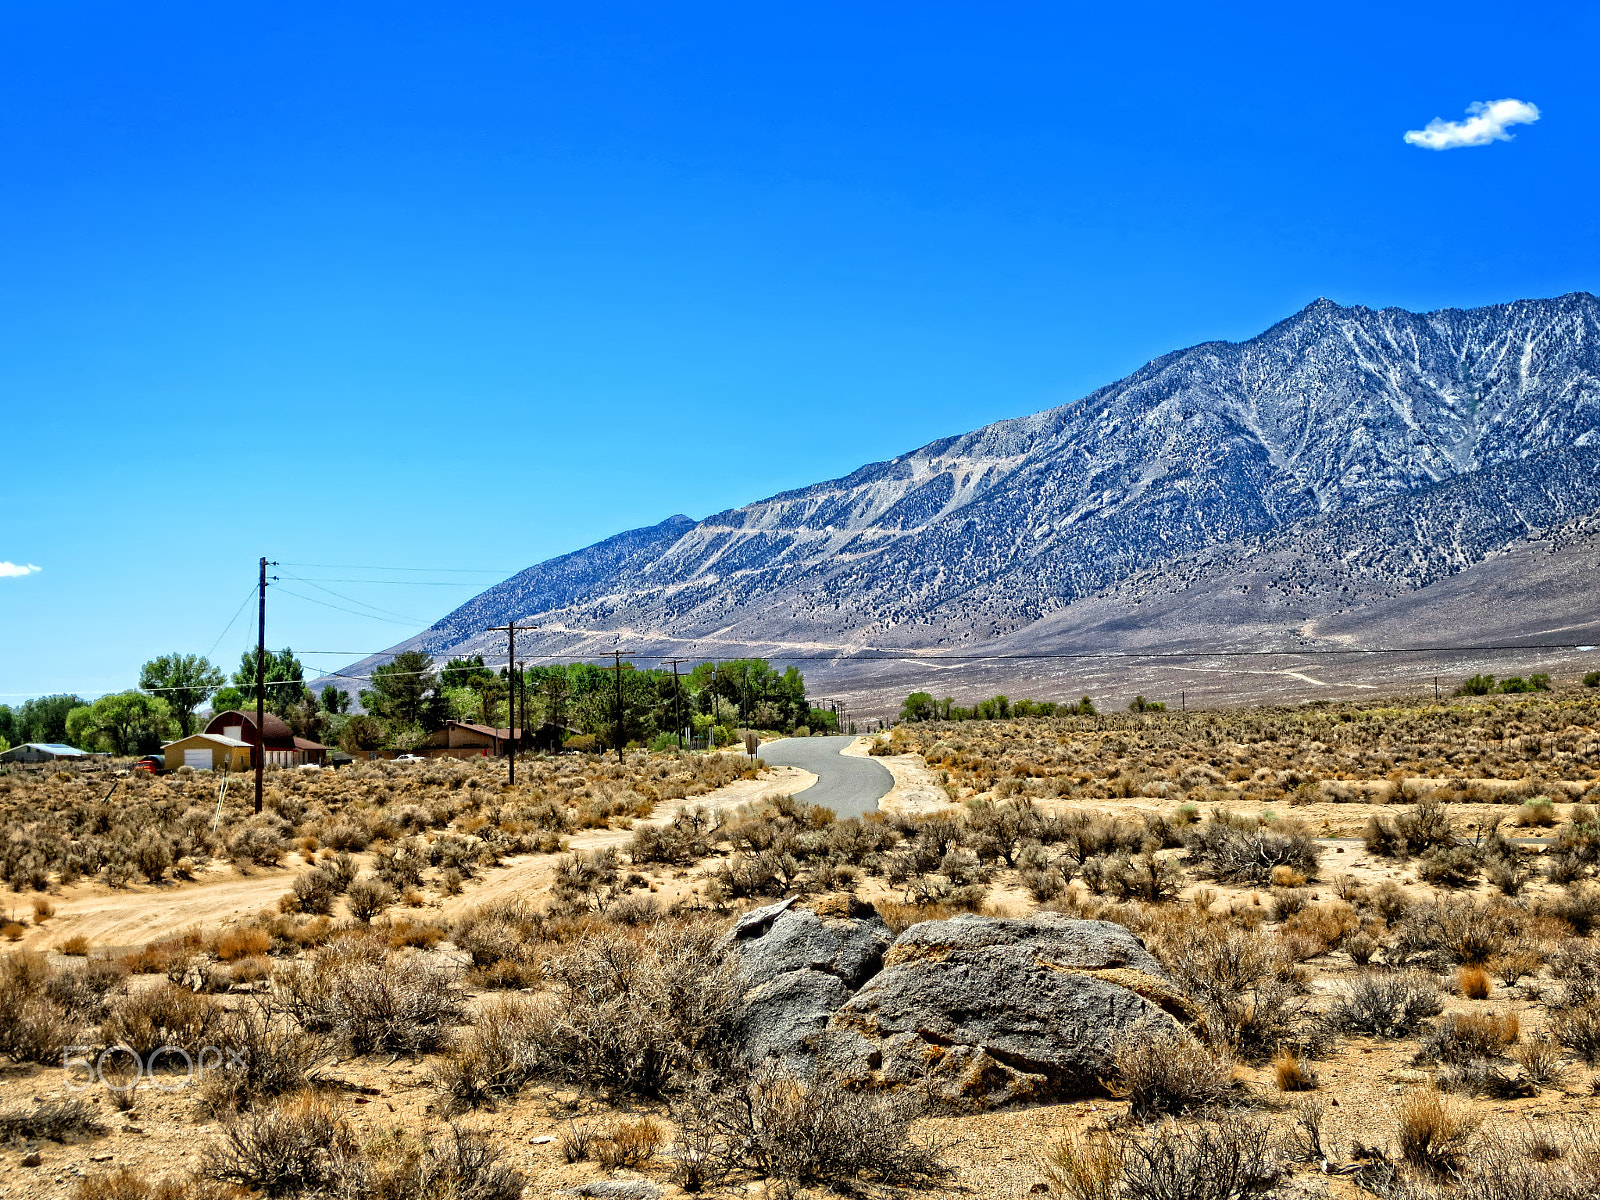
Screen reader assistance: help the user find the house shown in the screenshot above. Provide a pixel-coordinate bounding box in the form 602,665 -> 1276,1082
203,709 -> 330,766
0,743 -> 88,764
162,733 -> 252,772
414,721 -> 523,760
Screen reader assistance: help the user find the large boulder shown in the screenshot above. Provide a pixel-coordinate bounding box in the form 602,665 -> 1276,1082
726,895 -> 892,1070
817,913 -> 1194,1105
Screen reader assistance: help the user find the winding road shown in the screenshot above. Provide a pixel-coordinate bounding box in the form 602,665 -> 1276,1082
757,735 -> 895,818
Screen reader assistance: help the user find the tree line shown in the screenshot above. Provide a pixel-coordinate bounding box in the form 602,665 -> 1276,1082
0,648 -> 835,757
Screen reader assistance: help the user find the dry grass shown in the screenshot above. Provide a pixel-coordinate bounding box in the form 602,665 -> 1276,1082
1271,1047 -> 1318,1091
1394,1088 -> 1482,1173
1457,965 -> 1491,999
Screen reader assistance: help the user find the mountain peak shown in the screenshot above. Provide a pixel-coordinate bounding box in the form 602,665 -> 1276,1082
339,292 -> 1600,706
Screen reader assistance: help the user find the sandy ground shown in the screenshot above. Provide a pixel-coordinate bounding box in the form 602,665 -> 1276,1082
840,737 -> 955,817
14,764 -> 814,956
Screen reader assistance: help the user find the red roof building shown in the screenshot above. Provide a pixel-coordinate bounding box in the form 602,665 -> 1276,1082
204,710 -> 330,767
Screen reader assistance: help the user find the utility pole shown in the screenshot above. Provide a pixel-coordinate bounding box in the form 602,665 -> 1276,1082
609,651 -> 626,764
487,622 -> 536,784
668,659 -> 685,749
1434,676 -> 1440,702
254,557 -> 269,815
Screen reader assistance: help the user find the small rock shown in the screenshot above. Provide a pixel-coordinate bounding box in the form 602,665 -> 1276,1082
20,1152 -> 41,1168
531,1135 -> 555,1145
89,1155 -> 113,1163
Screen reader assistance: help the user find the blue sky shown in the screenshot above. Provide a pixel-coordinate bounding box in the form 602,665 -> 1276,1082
2,1 -> 1596,700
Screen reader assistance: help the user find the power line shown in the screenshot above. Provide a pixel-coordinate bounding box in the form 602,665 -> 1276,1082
276,571 -> 425,623
271,587 -> 424,627
277,562 -> 515,574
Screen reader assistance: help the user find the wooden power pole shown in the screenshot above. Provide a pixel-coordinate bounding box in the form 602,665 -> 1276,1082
254,557 -> 269,815
667,659 -> 685,749
487,621 -> 536,784
610,651 -> 625,764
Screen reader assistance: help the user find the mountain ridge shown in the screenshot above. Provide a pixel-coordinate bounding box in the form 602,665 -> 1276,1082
333,292 -> 1600,711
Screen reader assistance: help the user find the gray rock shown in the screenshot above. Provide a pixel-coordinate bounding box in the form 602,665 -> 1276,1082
725,896 -> 892,1068
817,915 -> 1193,1105
731,898 -> 890,990
560,1185 -> 663,1200
735,968 -> 854,1068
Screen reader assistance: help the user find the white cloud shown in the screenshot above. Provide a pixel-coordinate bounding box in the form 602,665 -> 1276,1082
0,562 -> 41,577
1404,99 -> 1540,150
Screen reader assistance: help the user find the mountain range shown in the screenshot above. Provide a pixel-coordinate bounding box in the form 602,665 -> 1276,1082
332,293 -> 1600,716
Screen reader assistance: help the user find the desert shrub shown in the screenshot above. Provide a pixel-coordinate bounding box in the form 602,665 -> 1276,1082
57,934 -> 92,956
361,1125 -> 524,1200
1039,1130 -> 1122,1200
195,1000 -> 326,1114
45,958 -> 128,1020
1544,886 -> 1600,937
102,982 -> 225,1058
1394,1088 -> 1481,1175
510,920 -> 742,1097
1551,1003 -> 1600,1064
1181,814 -> 1318,885
202,1092 -> 361,1197
628,810 -> 715,866
345,876 -> 395,923
1417,844 -> 1481,888
1153,922 -> 1311,1061
1106,1026 -> 1237,1118
451,908 -> 544,988
288,870 -> 336,915
1343,931 -> 1379,966
227,825 -> 285,867
1416,1012 -> 1519,1064
1511,1035 -> 1574,1089
0,1097 -> 102,1144
434,995 -> 543,1112
1326,971 -> 1444,1038
1513,796 -> 1559,827
1393,898 -> 1513,966
594,1117 -> 665,1169
670,1063 -> 947,1188
276,941 -> 461,1055
1366,798 -> 1457,859
1119,1118 -> 1284,1200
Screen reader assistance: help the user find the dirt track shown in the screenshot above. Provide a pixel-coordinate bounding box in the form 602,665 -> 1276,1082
15,763 -> 813,955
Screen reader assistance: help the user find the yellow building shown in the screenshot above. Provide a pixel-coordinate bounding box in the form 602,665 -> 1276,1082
162,732 -> 252,772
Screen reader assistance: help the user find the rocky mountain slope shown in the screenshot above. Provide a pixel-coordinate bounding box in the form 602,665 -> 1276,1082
337,293 -> 1600,712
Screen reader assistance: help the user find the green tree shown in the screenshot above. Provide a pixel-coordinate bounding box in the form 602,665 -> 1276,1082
361,651 -> 447,730
211,686 -> 247,712
138,653 -> 224,736
1454,675 -> 1495,696
899,691 -> 937,722
13,694 -> 86,744
71,691 -> 174,755
232,647 -> 309,715
321,685 -> 351,714
338,715 -> 387,752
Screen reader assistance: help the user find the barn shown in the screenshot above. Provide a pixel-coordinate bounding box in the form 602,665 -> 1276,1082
162,733 -> 252,772
204,710 -> 329,766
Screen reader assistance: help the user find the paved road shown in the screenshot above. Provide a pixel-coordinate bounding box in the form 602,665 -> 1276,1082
758,735 -> 895,818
